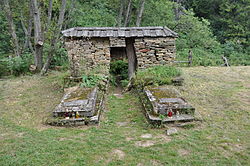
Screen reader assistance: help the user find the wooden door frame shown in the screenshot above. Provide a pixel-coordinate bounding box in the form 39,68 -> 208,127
125,38 -> 137,80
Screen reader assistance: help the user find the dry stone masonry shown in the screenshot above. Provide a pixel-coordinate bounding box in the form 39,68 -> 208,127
65,38 -> 110,77
56,27 -> 181,126
62,27 -> 178,77
134,37 -> 176,69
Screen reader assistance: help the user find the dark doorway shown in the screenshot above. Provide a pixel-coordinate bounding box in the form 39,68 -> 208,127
109,39 -> 137,88
110,47 -> 128,87
110,47 -> 127,61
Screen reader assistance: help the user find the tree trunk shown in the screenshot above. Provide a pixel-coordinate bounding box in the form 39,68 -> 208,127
20,10 -> 34,55
136,0 -> 145,27
124,0 -> 132,27
41,0 -> 67,75
31,0 -> 44,71
57,0 -> 67,33
126,38 -> 137,80
63,0 -> 76,30
117,0 -> 125,27
173,0 -> 185,20
47,0 -> 53,27
3,0 -> 21,57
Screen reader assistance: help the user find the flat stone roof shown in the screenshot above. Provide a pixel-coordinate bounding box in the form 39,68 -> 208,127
62,26 -> 178,38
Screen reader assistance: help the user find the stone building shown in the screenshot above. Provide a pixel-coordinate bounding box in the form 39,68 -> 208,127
62,26 -> 178,78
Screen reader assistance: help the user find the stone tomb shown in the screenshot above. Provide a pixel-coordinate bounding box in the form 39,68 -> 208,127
51,87 -> 103,126
141,86 -> 195,124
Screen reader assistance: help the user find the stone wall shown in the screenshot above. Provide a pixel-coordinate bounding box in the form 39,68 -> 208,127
65,37 -> 176,77
134,37 -> 176,69
110,37 -> 126,47
65,37 -> 110,77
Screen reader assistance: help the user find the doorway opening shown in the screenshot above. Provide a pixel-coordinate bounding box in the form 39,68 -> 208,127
109,38 -> 137,88
109,47 -> 129,88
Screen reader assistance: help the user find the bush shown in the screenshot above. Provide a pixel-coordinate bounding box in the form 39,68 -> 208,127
109,60 -> 129,87
110,60 -> 128,80
121,79 -> 129,88
0,58 -> 9,77
134,65 -> 181,88
8,54 -> 32,76
174,10 -> 225,66
81,74 -> 105,88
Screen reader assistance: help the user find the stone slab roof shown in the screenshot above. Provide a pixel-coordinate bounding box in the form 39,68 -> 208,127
61,26 -> 178,38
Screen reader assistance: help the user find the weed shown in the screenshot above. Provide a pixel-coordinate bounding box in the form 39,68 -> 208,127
0,67 -> 249,165
134,65 -> 182,88
81,74 -> 105,88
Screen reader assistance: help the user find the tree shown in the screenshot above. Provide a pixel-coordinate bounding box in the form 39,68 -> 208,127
182,0 -> 250,47
117,0 -> 125,27
20,1 -> 34,55
31,0 -> 44,71
136,0 -> 146,27
3,0 -> 21,57
124,0 -> 132,27
172,0 -> 186,20
41,0 -> 67,75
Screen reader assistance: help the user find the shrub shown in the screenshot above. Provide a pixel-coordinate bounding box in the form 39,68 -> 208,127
121,79 -> 129,88
174,10 -> 225,66
0,58 -> 9,77
110,60 -> 128,80
134,65 -> 181,88
81,74 -> 105,88
8,54 -> 32,76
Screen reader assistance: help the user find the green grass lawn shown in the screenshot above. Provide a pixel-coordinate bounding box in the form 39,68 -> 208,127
0,67 -> 249,166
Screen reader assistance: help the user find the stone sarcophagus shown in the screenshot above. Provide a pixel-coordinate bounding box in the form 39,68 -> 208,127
50,86 -> 105,126
53,87 -> 98,117
141,86 -> 195,124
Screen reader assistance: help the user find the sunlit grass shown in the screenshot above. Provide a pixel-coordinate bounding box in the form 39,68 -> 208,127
0,67 -> 249,165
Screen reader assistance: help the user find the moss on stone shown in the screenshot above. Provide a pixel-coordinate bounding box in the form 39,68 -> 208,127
65,88 -> 93,102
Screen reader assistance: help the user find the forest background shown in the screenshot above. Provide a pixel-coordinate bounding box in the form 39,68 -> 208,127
0,0 -> 249,77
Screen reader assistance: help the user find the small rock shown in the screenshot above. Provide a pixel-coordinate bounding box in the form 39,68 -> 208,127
140,134 -> 152,139
178,149 -> 190,156
135,140 -> 155,147
126,137 -> 133,141
116,122 -> 128,126
112,149 -> 125,160
166,128 -> 178,136
113,93 -> 123,98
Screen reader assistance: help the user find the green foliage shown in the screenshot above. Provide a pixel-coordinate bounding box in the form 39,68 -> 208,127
8,54 -> 32,76
141,0 -> 175,28
109,60 -> 129,87
0,58 -> 10,77
0,54 -> 32,77
120,79 -> 129,88
69,0 -> 117,27
0,0 -> 249,77
175,11 -> 220,50
222,41 -> 250,66
174,11 -> 225,66
81,74 -> 104,88
183,0 -> 250,49
0,13 -> 11,55
134,65 -> 181,88
43,42 -> 69,70
109,74 -> 117,87
110,60 -> 128,80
